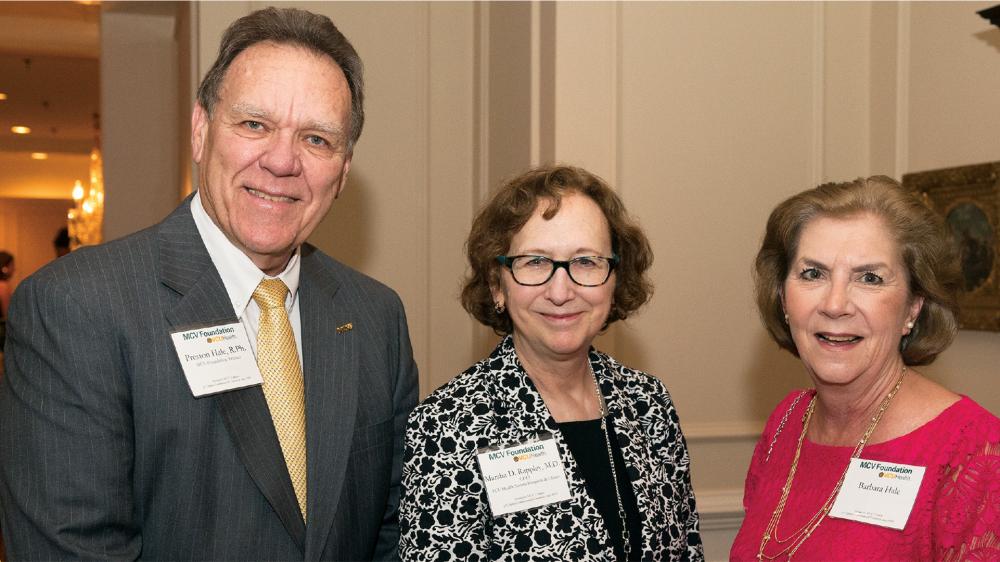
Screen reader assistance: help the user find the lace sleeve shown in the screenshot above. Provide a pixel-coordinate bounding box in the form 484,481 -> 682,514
935,439 -> 1000,561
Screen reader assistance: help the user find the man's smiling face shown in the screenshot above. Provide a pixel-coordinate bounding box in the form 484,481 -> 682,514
192,41 -> 354,275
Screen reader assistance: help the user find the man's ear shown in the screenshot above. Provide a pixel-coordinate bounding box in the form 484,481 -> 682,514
333,152 -> 353,199
191,103 -> 209,164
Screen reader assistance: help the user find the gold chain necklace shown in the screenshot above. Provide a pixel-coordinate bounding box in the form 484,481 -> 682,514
756,366 -> 907,561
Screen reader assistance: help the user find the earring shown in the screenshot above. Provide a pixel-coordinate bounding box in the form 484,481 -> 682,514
494,301 -> 505,314
783,313 -> 789,324
906,320 -> 914,330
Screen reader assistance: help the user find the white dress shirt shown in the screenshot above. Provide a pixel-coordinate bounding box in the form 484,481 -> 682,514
190,191 -> 303,368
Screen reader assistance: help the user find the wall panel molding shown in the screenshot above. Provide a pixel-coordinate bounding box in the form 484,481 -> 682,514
812,2 -> 825,186
698,487 -> 745,561
426,2 -> 478,395
474,2 -> 490,208
894,2 -> 911,178
698,488 -> 745,530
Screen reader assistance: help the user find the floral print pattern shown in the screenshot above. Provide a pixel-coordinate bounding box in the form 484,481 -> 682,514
400,336 -> 703,561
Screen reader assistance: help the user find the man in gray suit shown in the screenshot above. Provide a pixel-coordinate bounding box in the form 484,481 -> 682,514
0,7 -> 417,560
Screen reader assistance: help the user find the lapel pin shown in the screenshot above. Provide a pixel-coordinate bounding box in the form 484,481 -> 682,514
336,322 -> 353,334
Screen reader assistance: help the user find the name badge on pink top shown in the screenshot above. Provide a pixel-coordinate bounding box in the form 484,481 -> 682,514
829,458 -> 925,530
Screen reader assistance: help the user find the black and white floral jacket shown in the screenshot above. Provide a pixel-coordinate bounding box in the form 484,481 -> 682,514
399,336 -> 703,561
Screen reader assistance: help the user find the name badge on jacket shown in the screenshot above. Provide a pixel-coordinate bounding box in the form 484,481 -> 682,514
170,322 -> 263,397
829,458 -> 925,529
476,433 -> 572,517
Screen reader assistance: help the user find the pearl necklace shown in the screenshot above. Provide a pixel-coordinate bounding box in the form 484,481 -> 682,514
757,367 -> 908,561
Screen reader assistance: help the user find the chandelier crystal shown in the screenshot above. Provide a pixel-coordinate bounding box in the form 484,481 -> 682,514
67,145 -> 104,249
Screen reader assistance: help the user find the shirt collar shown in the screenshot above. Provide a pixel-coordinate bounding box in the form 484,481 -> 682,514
191,190 -> 301,317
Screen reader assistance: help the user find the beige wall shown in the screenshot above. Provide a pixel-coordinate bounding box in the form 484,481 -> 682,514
111,2 -> 999,558
101,4 -> 186,243
542,3 -> 1000,557
0,152 -> 88,200
906,1 -> 1000,428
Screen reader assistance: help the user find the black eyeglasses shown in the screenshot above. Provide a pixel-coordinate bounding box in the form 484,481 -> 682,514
496,254 -> 619,287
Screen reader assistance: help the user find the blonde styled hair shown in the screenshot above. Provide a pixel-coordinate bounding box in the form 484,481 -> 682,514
754,176 -> 961,365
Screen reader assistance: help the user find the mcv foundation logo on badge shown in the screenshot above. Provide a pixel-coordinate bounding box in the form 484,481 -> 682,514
858,460 -> 916,481
181,325 -> 238,343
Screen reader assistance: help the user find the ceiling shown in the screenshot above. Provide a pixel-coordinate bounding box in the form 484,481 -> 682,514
0,1 -> 100,156
0,54 -> 100,154
0,2 -> 100,58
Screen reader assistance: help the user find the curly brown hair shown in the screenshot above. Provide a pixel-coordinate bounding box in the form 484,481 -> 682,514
754,175 -> 962,366
462,165 -> 654,335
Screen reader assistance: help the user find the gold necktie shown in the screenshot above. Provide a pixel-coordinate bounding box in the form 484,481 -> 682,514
252,278 -> 307,520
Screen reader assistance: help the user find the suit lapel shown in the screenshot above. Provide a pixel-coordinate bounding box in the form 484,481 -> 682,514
298,246 -> 359,560
158,198 -> 306,552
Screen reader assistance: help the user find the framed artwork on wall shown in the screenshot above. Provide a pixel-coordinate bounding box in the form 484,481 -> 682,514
903,162 -> 1000,332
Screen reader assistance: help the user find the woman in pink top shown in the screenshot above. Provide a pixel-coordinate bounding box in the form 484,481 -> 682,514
731,176 -> 1000,561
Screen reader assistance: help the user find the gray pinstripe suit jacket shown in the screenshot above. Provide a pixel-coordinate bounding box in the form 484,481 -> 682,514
0,197 -> 418,560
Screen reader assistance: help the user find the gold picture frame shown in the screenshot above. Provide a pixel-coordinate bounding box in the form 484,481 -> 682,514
903,162 -> 1000,331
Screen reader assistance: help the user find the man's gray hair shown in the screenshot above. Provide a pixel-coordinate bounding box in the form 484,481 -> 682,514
196,7 -> 365,147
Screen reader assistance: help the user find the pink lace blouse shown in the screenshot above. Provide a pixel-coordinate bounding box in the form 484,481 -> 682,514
731,392 -> 1000,561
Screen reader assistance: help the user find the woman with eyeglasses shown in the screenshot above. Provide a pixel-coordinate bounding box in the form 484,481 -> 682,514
399,165 -> 702,561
